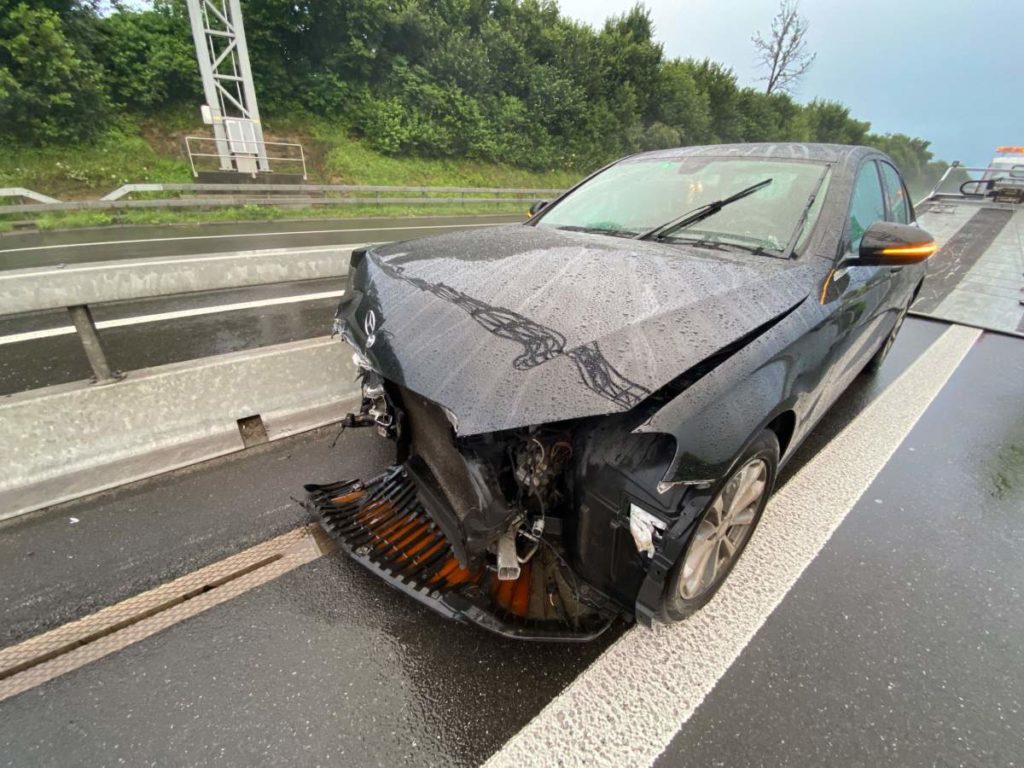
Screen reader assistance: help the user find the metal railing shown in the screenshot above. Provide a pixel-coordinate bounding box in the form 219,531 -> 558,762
100,182 -> 565,200
0,246 -> 355,383
922,161 -> 1024,203
0,188 -> 61,205
0,182 -> 563,216
184,135 -> 307,179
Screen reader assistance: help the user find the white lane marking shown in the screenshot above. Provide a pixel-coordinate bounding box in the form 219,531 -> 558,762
0,290 -> 343,346
485,324 -> 981,768
0,221 -> 505,254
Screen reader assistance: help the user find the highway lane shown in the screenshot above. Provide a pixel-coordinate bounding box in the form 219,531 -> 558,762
0,214 -> 524,269
7,319 -> 1019,768
0,280 -> 341,395
0,215 -> 523,396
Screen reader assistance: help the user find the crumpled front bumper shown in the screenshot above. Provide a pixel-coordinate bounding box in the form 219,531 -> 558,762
303,465 -> 616,642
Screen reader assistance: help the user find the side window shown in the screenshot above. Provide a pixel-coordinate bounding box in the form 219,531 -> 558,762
848,162 -> 886,252
879,162 -> 911,224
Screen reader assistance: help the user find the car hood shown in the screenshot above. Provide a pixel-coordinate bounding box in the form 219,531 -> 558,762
344,225 -> 813,435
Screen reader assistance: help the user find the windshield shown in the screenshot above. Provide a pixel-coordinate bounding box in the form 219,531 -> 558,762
537,156 -> 831,253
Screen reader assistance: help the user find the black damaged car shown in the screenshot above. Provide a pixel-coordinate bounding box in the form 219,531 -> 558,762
305,143 -> 936,640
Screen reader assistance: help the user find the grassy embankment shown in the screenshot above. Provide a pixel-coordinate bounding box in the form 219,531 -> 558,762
0,119 -> 579,232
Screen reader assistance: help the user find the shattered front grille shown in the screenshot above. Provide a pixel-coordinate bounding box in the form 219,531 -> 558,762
304,466 -> 616,642
305,466 -> 480,593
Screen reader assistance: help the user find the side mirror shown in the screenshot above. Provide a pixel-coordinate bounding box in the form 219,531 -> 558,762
528,199 -> 550,217
847,221 -> 937,267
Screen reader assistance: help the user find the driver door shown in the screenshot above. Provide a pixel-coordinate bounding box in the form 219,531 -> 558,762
817,160 -> 894,405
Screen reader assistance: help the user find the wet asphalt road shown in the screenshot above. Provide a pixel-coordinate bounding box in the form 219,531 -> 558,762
6,318 -> 1014,768
0,215 -> 524,270
655,329 -> 1024,768
0,215 -> 522,396
0,412 -> 620,768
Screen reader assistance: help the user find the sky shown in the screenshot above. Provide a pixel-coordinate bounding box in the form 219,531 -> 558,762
556,0 -> 1022,168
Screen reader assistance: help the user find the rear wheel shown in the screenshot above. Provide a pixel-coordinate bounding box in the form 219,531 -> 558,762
661,430 -> 779,622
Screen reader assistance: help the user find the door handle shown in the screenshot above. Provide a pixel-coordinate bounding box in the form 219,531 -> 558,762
888,267 -> 902,273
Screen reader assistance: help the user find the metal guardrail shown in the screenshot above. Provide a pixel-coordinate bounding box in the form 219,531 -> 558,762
0,245 -> 356,383
0,188 -> 61,205
185,136 -> 307,179
101,182 -> 566,200
0,183 -> 562,216
0,197 -> 539,215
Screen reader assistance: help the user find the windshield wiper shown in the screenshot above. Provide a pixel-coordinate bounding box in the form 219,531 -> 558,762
555,225 -> 636,238
675,234 -> 781,258
637,178 -> 773,241
780,166 -> 829,259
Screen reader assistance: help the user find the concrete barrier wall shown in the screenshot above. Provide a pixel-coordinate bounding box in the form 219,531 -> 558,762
0,337 -> 359,521
0,247 -> 355,316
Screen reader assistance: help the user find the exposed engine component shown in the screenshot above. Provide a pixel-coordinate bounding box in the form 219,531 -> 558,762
495,526 -> 522,581
488,430 -> 574,576
512,431 -> 573,512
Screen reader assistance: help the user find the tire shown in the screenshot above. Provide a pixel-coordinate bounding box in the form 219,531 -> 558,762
661,430 -> 779,622
864,300 -> 910,374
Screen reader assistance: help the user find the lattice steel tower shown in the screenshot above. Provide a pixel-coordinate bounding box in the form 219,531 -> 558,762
186,0 -> 269,173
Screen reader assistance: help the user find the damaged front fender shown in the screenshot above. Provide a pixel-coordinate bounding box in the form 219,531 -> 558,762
635,296 -> 824,485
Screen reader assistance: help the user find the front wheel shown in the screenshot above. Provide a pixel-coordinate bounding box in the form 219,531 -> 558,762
661,430 -> 779,622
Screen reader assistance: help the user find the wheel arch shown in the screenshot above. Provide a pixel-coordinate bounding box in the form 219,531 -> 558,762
764,409 -> 797,460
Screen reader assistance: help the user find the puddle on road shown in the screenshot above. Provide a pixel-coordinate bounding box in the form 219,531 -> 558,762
989,415 -> 1024,502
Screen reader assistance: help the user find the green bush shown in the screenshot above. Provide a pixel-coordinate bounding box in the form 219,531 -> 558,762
0,3 -> 110,144
0,0 -> 953,189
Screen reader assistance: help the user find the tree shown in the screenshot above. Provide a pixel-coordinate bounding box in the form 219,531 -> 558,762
752,0 -> 816,95
0,3 -> 110,143
98,2 -> 199,112
0,0 -> 953,181
654,60 -> 712,145
802,99 -> 870,144
683,59 -> 743,142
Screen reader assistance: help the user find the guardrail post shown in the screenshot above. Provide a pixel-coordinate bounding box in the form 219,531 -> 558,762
68,305 -> 120,383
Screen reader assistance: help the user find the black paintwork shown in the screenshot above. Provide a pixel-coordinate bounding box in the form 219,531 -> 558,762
343,226 -> 814,434
335,142 -> 930,624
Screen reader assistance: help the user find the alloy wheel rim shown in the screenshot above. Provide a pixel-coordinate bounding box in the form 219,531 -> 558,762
679,457 -> 769,600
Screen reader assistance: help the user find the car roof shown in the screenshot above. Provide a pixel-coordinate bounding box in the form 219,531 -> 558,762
629,142 -> 877,168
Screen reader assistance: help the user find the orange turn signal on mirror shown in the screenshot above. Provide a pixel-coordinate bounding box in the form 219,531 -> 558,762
880,242 -> 938,258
